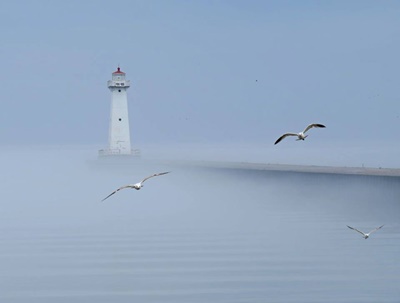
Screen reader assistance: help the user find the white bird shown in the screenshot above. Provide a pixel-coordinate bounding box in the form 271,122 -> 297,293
274,123 -> 326,145
347,225 -> 384,239
101,172 -> 170,201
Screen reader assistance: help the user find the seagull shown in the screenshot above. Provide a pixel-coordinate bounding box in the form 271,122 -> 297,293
101,172 -> 170,201
274,123 -> 326,145
347,225 -> 384,239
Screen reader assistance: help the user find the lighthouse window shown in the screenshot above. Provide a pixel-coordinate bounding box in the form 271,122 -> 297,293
118,89 -> 121,92
119,118 -> 122,121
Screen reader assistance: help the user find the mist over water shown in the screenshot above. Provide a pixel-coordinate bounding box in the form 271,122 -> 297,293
0,146 -> 399,302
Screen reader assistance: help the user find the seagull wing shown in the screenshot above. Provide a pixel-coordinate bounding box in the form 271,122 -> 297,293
274,133 -> 298,145
347,225 -> 366,236
368,225 -> 384,234
101,185 -> 132,201
303,123 -> 326,134
140,171 -> 171,184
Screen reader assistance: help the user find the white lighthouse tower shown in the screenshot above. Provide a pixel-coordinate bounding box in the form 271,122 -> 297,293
99,67 -> 139,157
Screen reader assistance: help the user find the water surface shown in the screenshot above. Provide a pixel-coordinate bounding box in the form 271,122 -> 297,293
0,148 -> 399,302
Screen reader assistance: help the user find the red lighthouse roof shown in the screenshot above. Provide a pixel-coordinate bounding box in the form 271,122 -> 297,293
113,67 -> 125,74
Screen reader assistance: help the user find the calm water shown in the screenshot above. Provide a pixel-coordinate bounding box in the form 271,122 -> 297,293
0,148 -> 399,302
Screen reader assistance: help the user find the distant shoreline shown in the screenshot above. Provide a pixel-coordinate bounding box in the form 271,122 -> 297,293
93,156 -> 400,177
185,161 -> 400,177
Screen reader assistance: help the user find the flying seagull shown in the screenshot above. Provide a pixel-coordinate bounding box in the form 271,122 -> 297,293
347,225 -> 384,239
101,172 -> 170,201
274,123 -> 326,145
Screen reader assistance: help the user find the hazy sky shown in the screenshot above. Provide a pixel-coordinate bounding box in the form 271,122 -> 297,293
0,1 -> 399,161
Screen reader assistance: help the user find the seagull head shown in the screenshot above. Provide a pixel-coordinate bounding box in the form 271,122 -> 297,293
133,183 -> 142,189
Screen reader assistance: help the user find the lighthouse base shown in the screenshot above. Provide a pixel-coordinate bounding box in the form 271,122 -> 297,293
98,148 -> 141,157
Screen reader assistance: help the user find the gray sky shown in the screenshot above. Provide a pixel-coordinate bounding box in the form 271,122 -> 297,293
0,1 -> 399,165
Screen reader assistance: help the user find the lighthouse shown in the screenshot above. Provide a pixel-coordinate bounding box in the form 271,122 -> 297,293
99,67 -> 139,157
